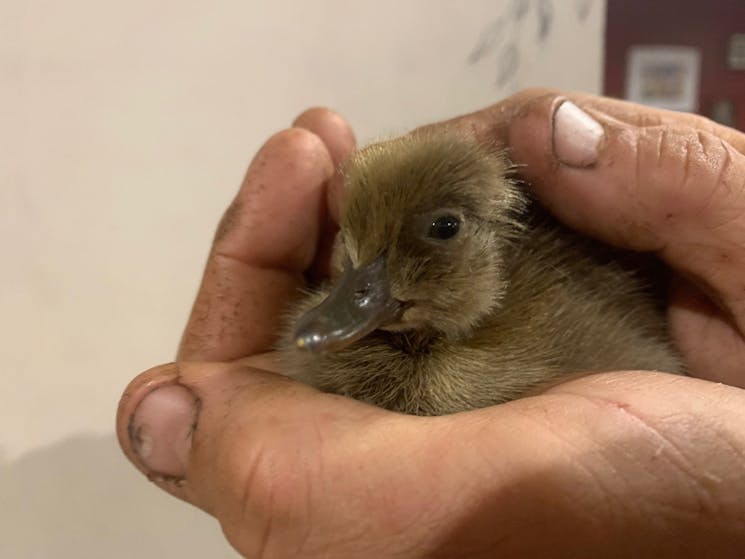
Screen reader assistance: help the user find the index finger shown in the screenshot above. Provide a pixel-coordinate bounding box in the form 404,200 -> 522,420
178,127 -> 337,362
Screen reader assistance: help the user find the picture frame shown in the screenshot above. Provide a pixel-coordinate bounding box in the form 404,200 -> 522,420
728,34 -> 745,70
625,46 -> 701,112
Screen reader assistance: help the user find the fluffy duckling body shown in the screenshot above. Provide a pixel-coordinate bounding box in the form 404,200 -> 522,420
279,133 -> 683,416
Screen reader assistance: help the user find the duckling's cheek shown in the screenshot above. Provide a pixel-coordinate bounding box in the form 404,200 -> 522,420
398,306 -> 428,329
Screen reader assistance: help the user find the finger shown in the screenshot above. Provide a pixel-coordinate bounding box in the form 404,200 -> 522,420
178,128 -> 334,362
565,91 -> 745,154
292,107 -> 356,173
505,95 -> 745,337
668,278 -> 745,387
118,363 -> 745,557
292,107 -> 357,280
433,88 -> 745,155
117,360 -> 412,557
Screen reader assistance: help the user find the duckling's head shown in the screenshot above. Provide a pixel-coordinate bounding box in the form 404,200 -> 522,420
294,132 -> 524,352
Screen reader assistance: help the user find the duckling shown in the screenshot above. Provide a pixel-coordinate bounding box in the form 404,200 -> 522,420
278,132 -> 683,416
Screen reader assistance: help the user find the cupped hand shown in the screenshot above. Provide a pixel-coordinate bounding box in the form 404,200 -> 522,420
117,92 -> 745,558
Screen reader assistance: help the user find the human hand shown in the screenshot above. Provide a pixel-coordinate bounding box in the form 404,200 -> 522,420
117,92 -> 745,558
479,90 -> 745,387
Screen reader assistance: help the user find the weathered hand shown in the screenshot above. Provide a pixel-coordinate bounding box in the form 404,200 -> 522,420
487,89 -> 745,387
117,93 -> 745,558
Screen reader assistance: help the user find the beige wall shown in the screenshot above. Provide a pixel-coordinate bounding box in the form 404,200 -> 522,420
0,1 -> 605,556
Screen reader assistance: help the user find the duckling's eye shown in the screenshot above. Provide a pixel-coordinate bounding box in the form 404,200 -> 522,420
428,215 -> 460,240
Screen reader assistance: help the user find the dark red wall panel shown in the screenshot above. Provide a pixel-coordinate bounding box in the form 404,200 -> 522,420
604,0 -> 745,130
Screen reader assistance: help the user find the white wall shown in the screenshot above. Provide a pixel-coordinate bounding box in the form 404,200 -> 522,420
0,1 -> 605,556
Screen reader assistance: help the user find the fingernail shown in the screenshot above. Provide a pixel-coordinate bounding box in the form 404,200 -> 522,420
129,384 -> 198,478
552,101 -> 604,168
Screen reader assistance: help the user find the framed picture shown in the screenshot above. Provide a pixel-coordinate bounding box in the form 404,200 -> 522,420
625,46 -> 701,112
728,34 -> 745,70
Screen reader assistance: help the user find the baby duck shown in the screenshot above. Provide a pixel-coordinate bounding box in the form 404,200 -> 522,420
279,132 -> 683,416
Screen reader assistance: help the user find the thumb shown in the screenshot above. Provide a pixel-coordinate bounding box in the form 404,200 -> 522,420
117,363 -> 745,558
509,96 -> 745,301
507,95 -> 745,382
116,360 -> 443,557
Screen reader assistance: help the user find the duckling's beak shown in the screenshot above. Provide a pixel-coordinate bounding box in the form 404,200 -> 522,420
294,255 -> 402,352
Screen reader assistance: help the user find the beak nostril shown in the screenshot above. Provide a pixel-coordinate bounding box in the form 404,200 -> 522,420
352,285 -> 372,303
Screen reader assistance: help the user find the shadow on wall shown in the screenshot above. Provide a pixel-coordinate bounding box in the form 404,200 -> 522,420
0,435 -> 238,559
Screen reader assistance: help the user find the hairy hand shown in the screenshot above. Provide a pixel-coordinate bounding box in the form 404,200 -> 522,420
118,92 -> 745,558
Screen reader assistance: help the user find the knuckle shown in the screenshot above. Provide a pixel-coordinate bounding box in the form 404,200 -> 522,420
633,126 -> 736,218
